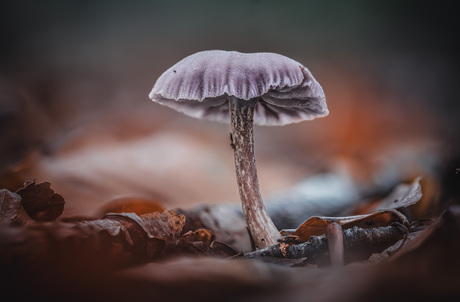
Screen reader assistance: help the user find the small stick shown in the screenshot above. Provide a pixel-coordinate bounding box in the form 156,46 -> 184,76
244,224 -> 421,262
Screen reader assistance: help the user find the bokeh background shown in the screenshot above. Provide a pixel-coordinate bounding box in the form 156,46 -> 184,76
1,0 -> 459,217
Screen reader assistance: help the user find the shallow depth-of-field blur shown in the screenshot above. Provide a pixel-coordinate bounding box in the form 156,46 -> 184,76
1,1 -> 458,218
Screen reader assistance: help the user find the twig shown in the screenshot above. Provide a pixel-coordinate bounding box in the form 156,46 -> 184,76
386,222 -> 409,255
243,224 -> 423,264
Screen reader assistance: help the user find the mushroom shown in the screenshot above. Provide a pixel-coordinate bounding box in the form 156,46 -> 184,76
149,50 -> 328,249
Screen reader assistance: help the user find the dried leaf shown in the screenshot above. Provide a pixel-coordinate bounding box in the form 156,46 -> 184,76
178,229 -> 216,256
0,209 -> 210,273
0,189 -> 29,226
372,176 -> 423,210
287,211 -> 398,243
105,210 -> 185,244
16,180 -> 65,221
182,229 -> 213,246
178,204 -> 251,252
209,241 -> 239,257
106,211 -> 221,257
287,178 -> 423,242
96,194 -> 165,217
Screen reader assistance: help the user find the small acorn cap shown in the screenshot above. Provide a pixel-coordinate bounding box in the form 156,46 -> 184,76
149,50 -> 328,126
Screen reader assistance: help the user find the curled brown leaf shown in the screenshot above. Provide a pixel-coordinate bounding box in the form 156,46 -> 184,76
16,180 -> 65,221
0,189 -> 29,226
286,178 -> 422,243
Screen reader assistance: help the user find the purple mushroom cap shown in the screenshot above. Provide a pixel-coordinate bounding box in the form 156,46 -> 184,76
149,50 -> 328,126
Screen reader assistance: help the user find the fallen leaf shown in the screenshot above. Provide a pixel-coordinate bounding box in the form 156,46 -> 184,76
182,229 -> 213,246
105,210 -> 185,245
286,178 -> 422,242
178,204 -> 251,252
372,176 -> 423,210
96,194 -> 165,217
0,189 -> 29,226
287,210 -> 405,243
0,209 -> 212,274
16,180 -> 65,221
209,240 -> 239,257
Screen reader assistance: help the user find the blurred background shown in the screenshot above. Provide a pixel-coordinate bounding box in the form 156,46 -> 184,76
1,0 -> 459,218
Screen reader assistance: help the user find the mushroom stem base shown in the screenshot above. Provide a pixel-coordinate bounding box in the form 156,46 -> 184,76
229,97 -> 281,249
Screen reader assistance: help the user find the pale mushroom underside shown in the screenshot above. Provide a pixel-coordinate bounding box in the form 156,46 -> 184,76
149,50 -> 329,126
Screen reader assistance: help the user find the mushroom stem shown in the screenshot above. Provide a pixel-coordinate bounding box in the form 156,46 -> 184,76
229,97 -> 281,249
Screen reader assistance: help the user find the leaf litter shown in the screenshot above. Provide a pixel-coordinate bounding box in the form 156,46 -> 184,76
0,175 -> 458,301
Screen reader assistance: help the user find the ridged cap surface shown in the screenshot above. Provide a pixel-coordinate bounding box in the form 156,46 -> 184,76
149,50 -> 328,126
